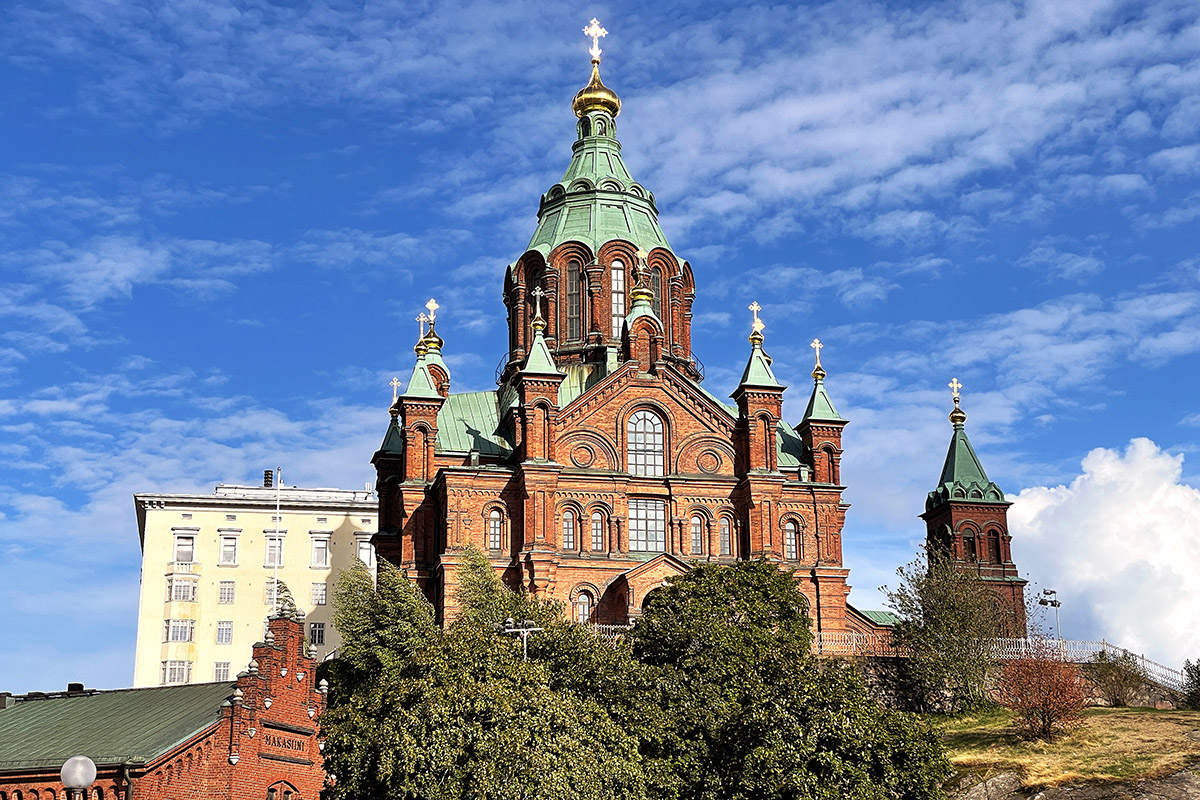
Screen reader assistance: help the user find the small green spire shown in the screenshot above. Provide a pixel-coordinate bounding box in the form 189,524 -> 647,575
521,287 -> 563,376
927,380 -> 1005,507
402,352 -> 440,399
733,303 -> 783,392
800,338 -> 846,423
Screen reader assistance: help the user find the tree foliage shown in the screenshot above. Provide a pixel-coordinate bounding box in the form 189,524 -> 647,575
321,553 -> 950,800
883,544 -> 1010,712
1087,650 -> 1146,707
1182,659 -> 1200,711
997,640 -> 1088,739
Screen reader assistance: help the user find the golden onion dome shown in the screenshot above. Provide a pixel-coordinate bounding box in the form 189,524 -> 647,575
572,60 -> 621,118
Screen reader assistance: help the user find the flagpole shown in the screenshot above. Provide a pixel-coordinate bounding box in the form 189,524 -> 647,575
273,466 -> 281,613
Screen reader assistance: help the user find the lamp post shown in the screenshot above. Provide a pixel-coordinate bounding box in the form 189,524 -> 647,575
61,756 -> 96,800
1038,589 -> 1062,640
494,617 -> 543,661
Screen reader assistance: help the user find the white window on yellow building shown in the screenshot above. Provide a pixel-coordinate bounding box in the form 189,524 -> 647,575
216,621 -> 233,645
164,620 -> 194,643
220,535 -> 239,565
218,580 -> 235,604
265,535 -> 284,567
356,537 -> 375,567
311,582 -> 327,605
161,660 -> 191,685
311,536 -> 330,568
167,577 -> 197,602
214,661 -> 230,681
174,534 -> 195,563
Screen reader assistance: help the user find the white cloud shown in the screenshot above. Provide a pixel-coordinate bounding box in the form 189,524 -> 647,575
1009,438 -> 1200,667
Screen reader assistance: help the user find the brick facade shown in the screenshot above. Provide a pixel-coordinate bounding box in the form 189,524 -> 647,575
0,613 -> 325,800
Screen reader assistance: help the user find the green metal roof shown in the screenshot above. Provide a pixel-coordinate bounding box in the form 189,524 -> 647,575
435,391 -> 511,456
0,682 -> 234,770
402,355 -> 439,399
378,416 -> 404,454
525,122 -> 674,258
735,341 -> 784,391
926,420 -> 1006,509
857,609 -> 902,627
520,328 -> 562,376
801,373 -> 846,423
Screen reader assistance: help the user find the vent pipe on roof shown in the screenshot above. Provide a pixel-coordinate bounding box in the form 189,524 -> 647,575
264,469 -> 273,488
67,682 -> 85,693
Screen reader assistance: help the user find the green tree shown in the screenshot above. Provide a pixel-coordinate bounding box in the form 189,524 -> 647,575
320,552 -> 647,800
883,545 -> 1009,712
1088,650 -> 1146,707
632,559 -> 949,800
1182,659 -> 1200,710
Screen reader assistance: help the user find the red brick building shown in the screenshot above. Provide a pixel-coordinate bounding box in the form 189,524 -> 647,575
372,47 -> 872,636
0,612 -> 325,800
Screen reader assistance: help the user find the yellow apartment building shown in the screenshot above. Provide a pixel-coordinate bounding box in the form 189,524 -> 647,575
132,478 -> 377,686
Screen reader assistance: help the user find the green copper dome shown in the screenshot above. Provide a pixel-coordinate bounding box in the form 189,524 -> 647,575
926,416 -> 1006,510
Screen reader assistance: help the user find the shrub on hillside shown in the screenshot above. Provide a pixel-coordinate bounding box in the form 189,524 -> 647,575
1089,650 -> 1146,707
997,640 -> 1088,739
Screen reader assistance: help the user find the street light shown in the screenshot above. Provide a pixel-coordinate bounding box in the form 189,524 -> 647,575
1037,589 -> 1062,640
494,617 -> 543,661
61,756 -> 96,800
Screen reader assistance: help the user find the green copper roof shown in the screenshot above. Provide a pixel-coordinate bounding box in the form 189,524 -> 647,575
801,373 -> 847,423
435,391 -> 512,456
734,340 -> 784,392
0,682 -> 234,769
926,422 -> 1006,509
624,292 -> 662,331
525,128 -> 674,258
402,355 -> 439,399
858,609 -> 902,627
378,415 -> 404,454
521,328 -> 562,376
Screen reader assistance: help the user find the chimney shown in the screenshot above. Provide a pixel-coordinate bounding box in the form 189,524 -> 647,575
264,469 -> 274,488
0,692 -> 12,709
67,682 -> 85,693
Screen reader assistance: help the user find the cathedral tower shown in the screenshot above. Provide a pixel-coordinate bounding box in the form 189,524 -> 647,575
920,380 -> 1027,633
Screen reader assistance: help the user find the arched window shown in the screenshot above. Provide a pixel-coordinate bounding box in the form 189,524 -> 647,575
651,267 -> 663,319
576,591 -> 593,624
488,509 -> 503,550
580,118 -> 591,137
610,259 -> 626,338
988,530 -> 1001,563
591,511 -> 605,551
964,533 -> 977,562
627,409 -> 664,477
562,510 -> 576,550
719,517 -> 732,556
785,521 -> 800,560
690,515 -> 704,554
566,259 -> 582,340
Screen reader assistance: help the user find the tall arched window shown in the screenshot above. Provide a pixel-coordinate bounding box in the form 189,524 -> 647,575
719,517 -> 732,556
690,515 -> 704,554
576,591 -> 593,624
488,509 -> 503,550
566,259 -> 582,340
988,530 -> 1001,563
563,510 -> 576,550
651,267 -> 663,319
591,511 -> 605,551
964,533 -> 977,561
785,521 -> 800,560
627,409 -> 664,477
611,259 -> 626,337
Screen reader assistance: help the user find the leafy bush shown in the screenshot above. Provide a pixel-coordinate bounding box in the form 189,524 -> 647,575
997,640 -> 1088,739
1089,650 -> 1146,707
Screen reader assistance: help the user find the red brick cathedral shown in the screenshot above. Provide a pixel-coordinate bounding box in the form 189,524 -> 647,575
371,29 -> 1025,634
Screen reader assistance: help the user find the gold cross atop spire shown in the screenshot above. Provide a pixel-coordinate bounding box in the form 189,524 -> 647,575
390,376 -> 401,401
425,298 -> 439,325
583,18 -> 607,61
748,301 -> 765,335
416,312 -> 428,339
811,338 -> 823,367
948,377 -> 967,425
949,377 -> 962,399
530,285 -> 547,330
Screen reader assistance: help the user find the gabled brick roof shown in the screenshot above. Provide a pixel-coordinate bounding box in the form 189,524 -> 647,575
0,682 -> 234,771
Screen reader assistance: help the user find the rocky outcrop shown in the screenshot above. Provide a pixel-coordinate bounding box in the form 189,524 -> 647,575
950,767 -> 1200,800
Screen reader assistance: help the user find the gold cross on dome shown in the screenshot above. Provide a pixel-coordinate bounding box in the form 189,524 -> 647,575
810,338 -> 823,367
390,376 -> 401,401
748,301 -> 765,334
530,285 -> 546,321
425,298 -> 439,324
416,312 -> 428,339
635,247 -> 648,263
949,377 -> 962,400
583,18 -> 608,60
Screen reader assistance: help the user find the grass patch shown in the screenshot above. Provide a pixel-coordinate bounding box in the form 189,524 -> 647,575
939,707 -> 1200,789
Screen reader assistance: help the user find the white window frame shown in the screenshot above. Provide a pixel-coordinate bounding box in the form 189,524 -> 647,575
264,532 -> 285,568
720,517 -> 733,556
629,499 -> 667,552
161,660 -> 192,685
785,521 -> 799,560
591,512 -> 605,551
356,536 -> 375,567
562,510 -> 576,551
691,515 -> 704,555
218,580 -> 236,604
310,534 -> 331,568
167,577 -> 197,603
214,661 -> 231,681
575,591 -> 593,624
164,619 -> 194,643
611,259 -> 626,338
173,533 -> 196,564
218,531 -> 240,566
627,409 -> 665,477
216,620 -> 233,645
311,582 -> 327,606
488,509 -> 504,550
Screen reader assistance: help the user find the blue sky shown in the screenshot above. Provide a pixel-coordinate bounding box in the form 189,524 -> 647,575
2,0 -> 1199,691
